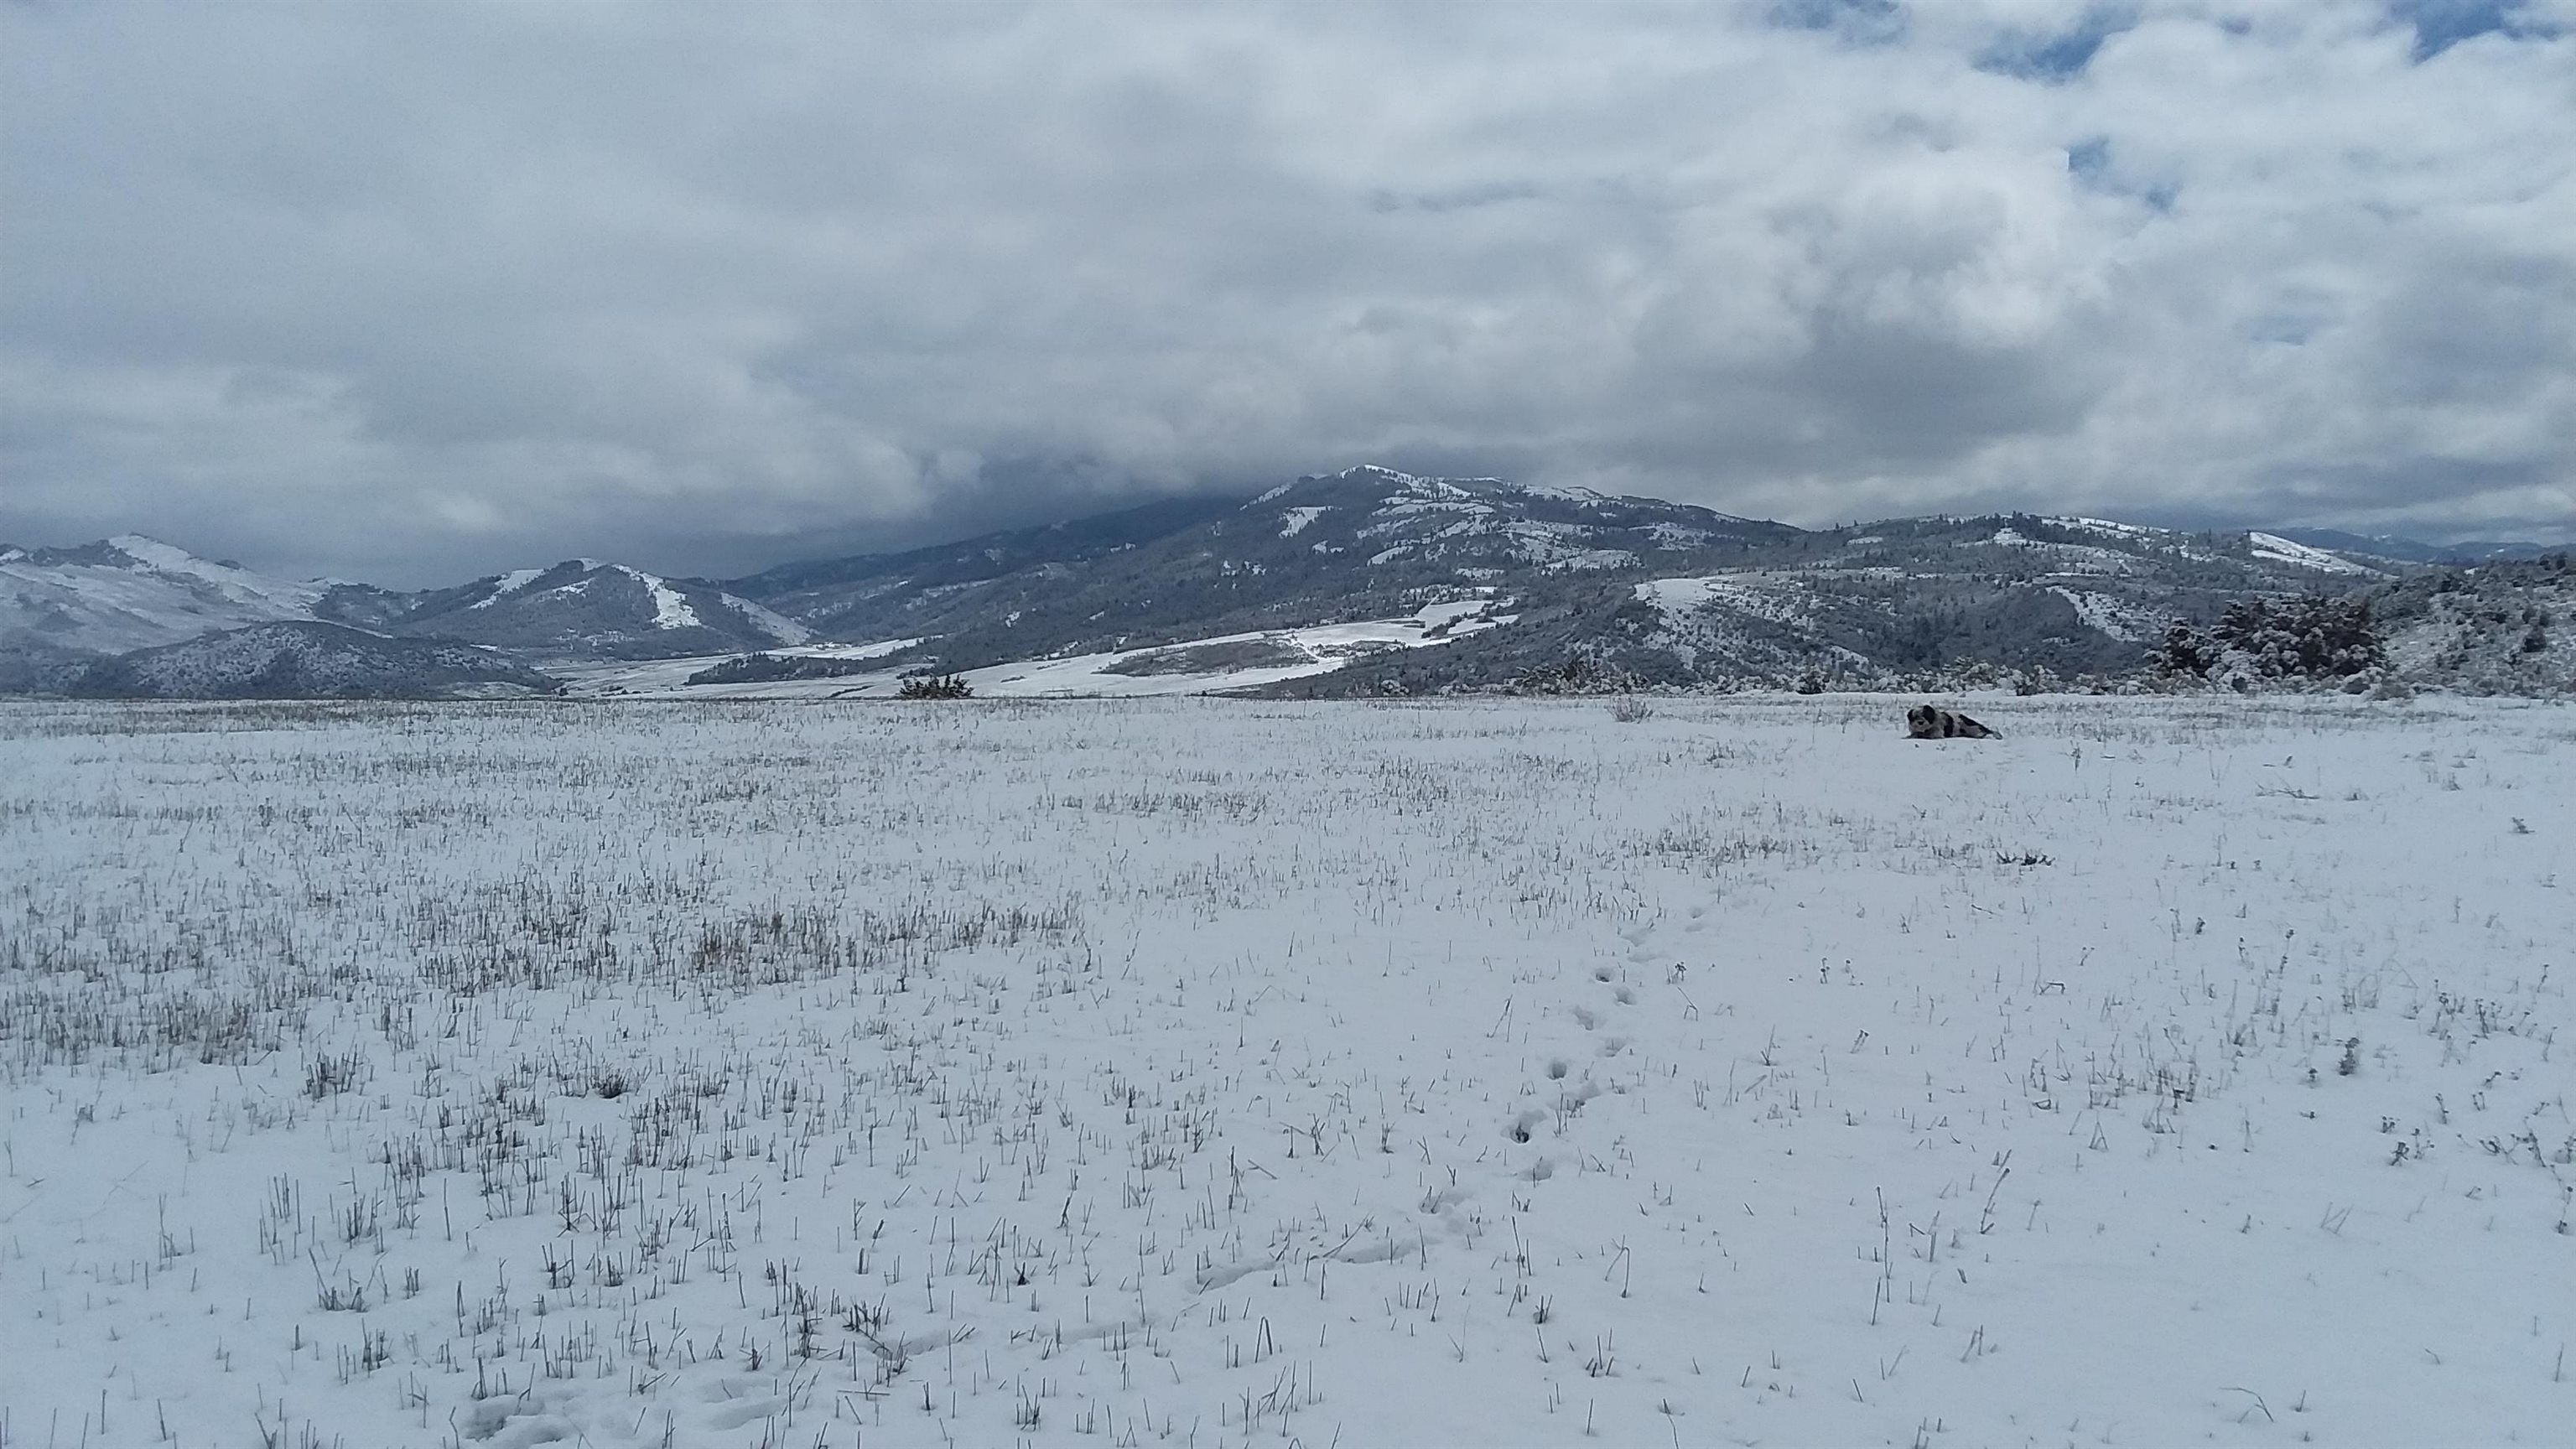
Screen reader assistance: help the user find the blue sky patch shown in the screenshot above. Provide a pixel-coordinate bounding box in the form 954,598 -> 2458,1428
1978,8 -> 2137,82
2066,137 -> 2177,212
2392,1 -> 2559,61
1767,0 -> 1908,47
2066,138 -> 2112,184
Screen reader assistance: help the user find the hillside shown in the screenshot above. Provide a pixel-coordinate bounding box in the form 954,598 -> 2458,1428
0,534 -> 403,653
385,559 -> 809,660
1258,510 -> 2398,696
8,475 -> 2567,699
2371,553 -> 2573,695
719,465 -> 1805,672
719,471 -> 2398,693
67,621 -> 563,699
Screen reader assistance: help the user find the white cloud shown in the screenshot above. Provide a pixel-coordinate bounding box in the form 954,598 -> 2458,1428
2,1 -> 2568,582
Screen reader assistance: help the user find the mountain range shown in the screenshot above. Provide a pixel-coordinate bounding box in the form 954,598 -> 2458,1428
4,467 -> 2566,699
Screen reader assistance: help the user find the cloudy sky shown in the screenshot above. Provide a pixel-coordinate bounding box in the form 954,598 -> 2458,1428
4,1 -> 2570,585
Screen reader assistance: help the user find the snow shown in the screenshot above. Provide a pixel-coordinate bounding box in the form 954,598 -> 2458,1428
2038,518 -> 2226,564
547,606 -> 1509,701
1412,598 -> 1496,631
804,636 -> 927,662
721,593 -> 816,645
0,535 -> 333,652
466,568 -> 546,608
1363,498 -> 1488,532
547,653 -> 736,694
937,605 -> 1505,698
102,535 -> 330,612
2250,531 -> 2381,576
550,637 -> 925,696
1488,521 -> 1636,571
2,693 -> 2565,1448
2044,515 -> 2168,542
1514,482 -> 1608,506
2051,585 -> 2153,641
1344,463 -> 1436,490
1643,523 -> 1714,548
1637,571 -> 1817,626
614,565 -> 702,629
1980,528 -> 2147,575
1278,506 -> 1332,538
1533,546 -> 1638,570
449,562 -> 807,643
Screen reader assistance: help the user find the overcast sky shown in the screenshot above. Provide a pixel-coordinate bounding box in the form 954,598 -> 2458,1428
4,2 -> 2570,585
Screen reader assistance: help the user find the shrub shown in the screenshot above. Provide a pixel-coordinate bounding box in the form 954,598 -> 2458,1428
2152,623 -> 2215,678
2158,595 -> 2386,685
688,653 -> 882,686
896,674 -> 974,700
1509,654 -> 1637,697
2212,595 -> 2386,678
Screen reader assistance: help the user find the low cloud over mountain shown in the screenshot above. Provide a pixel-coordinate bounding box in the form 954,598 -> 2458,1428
5,5 -> 2569,584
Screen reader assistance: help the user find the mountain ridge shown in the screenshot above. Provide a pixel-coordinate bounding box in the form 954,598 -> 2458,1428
6,470 -> 2567,698
65,621 -> 563,701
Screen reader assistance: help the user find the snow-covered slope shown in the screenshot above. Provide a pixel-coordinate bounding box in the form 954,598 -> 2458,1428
945,600 -> 1511,699
724,482 -> 2477,697
2261,526 -> 2563,565
9,491 -> 2560,696
69,621 -> 562,699
719,465 -> 1798,671
2248,530 -> 2381,576
0,535 -> 347,652
390,560 -> 810,660
553,600 -> 1514,699
2371,554 -> 2573,694
0,535 -> 801,665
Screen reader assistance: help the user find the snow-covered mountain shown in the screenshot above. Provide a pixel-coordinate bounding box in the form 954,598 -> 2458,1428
720,465 -> 1803,673
723,478 -> 2460,695
385,559 -> 809,660
5,473 -> 2566,699
1524,512 -> 2378,694
2262,526 -> 2563,566
2,537 -> 802,680
0,534 -> 397,653
68,621 -> 561,700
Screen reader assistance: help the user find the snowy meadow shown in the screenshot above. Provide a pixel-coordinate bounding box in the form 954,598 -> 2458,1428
1,695 -> 2568,1448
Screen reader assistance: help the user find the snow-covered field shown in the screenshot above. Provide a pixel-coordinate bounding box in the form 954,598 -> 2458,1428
2,695 -> 2567,1448
552,602 -> 1511,701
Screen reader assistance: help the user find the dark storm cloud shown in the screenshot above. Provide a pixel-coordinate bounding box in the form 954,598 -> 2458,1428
3,2 -> 2569,585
